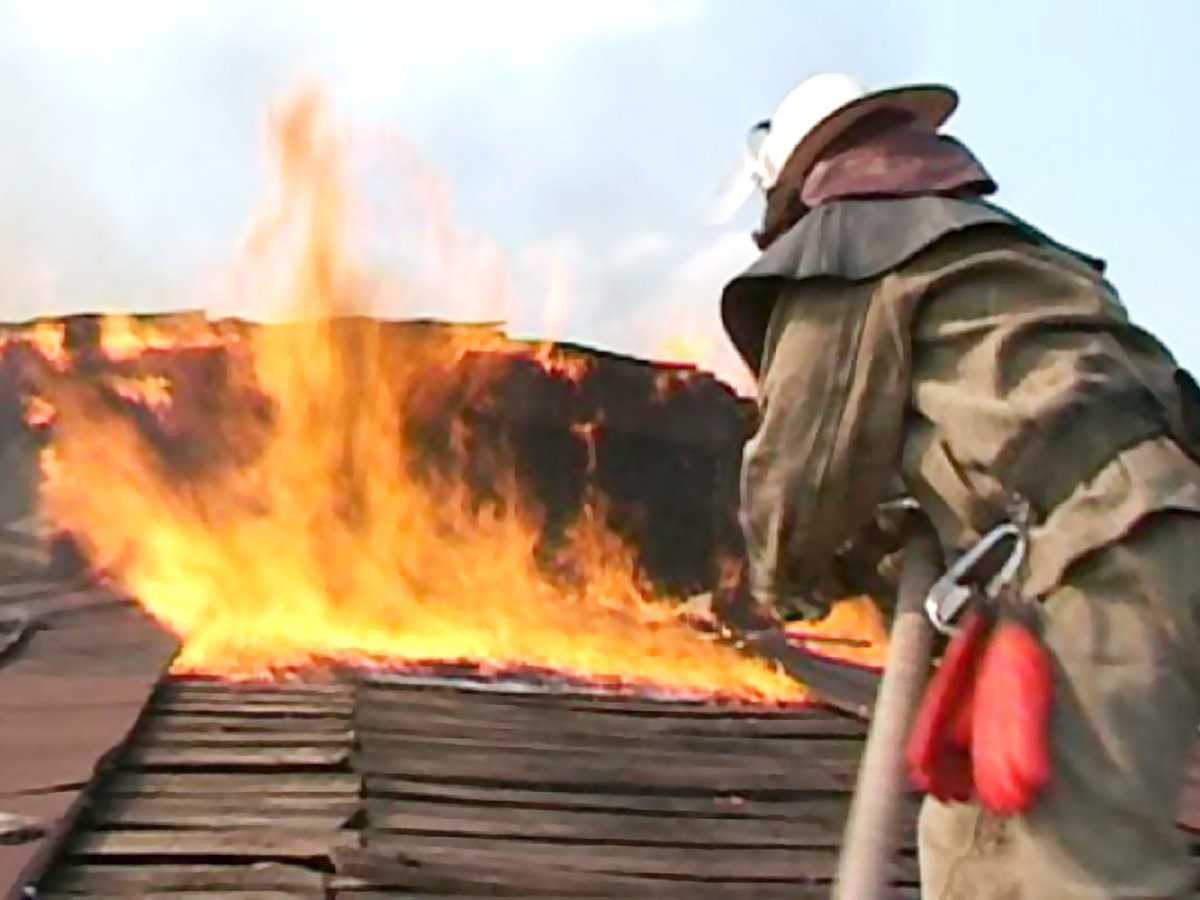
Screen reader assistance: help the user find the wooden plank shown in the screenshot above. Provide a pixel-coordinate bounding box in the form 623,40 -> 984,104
365,797 -> 919,849
149,702 -> 352,718
153,692 -> 353,709
359,681 -> 822,719
2,590 -> 127,622
152,692 -> 352,710
355,740 -> 858,792
40,861 -> 327,893
118,746 -> 350,769
361,833 -> 920,882
332,846 -> 916,898
333,889 -> 920,900
84,805 -> 353,831
87,796 -> 355,825
144,714 -> 351,734
363,775 -> 854,818
151,700 -> 350,715
0,581 -> 72,600
357,692 -> 857,739
159,681 -> 350,700
89,794 -> 358,818
64,828 -> 349,861
41,892 -> 326,899
356,703 -> 865,741
358,730 -> 866,766
357,727 -> 862,763
84,811 -> 350,831
126,730 -> 351,749
101,772 -> 360,797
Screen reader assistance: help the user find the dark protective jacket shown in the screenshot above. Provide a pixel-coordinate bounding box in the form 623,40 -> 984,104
721,196 -> 1200,613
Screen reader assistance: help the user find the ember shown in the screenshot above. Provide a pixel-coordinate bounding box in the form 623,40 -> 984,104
28,88 -> 836,701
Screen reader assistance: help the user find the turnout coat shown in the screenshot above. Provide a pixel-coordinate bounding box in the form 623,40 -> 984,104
720,195 -> 1200,614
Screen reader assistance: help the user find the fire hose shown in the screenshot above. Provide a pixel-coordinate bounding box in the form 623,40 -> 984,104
832,513 -> 1043,899
832,518 -> 941,900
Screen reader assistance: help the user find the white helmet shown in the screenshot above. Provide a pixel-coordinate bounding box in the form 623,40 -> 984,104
707,72 -> 958,223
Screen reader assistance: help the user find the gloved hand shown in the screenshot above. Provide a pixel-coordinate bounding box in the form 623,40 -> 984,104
830,496 -> 921,621
706,564 -> 785,633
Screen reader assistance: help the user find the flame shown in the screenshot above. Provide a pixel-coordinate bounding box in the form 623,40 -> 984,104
108,374 -> 173,416
785,595 -> 891,669
659,331 -> 714,368
1,321 -> 70,369
23,395 -> 56,429
531,341 -> 590,383
441,325 -> 590,384
25,322 -> 69,368
655,326 -> 756,398
41,87 -> 803,702
100,313 -> 225,361
652,366 -> 698,402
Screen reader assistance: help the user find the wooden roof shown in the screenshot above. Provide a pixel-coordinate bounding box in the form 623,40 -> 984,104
15,665 -> 1200,898
0,566 -> 176,900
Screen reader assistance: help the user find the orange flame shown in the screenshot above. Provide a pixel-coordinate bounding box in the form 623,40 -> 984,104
100,313 -> 225,362
441,325 -> 590,384
26,322 -> 69,368
532,341 -> 590,383
785,595 -> 891,670
1,321 -> 70,369
652,366 -> 698,402
23,395 -> 56,429
658,332 -> 714,369
655,327 -> 756,399
41,87 -> 803,702
108,374 -> 173,416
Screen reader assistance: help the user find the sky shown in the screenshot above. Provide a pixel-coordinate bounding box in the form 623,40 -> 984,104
0,0 -> 1197,389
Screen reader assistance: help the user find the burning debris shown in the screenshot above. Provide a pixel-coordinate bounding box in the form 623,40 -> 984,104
0,89 -> 888,702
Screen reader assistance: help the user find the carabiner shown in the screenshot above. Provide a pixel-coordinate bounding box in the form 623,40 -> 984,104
924,522 -> 1027,635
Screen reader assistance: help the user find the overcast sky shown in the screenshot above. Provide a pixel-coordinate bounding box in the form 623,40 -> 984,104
0,0 -> 1197,389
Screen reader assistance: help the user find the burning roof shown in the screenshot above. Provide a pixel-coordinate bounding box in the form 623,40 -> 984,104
0,87 -> 891,707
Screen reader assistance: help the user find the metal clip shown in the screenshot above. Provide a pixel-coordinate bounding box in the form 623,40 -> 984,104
924,522 -> 1027,634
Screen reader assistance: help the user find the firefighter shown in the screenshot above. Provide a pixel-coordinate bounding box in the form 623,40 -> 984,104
710,72 -> 1200,899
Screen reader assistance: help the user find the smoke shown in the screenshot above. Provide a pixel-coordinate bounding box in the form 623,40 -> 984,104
0,0 -> 916,382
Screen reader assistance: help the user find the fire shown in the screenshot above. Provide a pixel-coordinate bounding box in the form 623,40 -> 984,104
23,394 -> 56,429
659,332 -> 714,368
531,341 -> 590,383
1,321 -> 69,370
100,313 -> 225,361
40,87 -> 806,702
25,322 -> 69,368
441,324 -> 590,385
652,366 -> 698,402
108,374 -> 172,416
785,595 -> 891,670
655,327 -> 756,399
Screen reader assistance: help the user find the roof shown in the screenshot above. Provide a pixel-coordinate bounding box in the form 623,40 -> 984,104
0,564 -> 176,900
0,316 -> 1197,895
20,669 -> 1200,897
